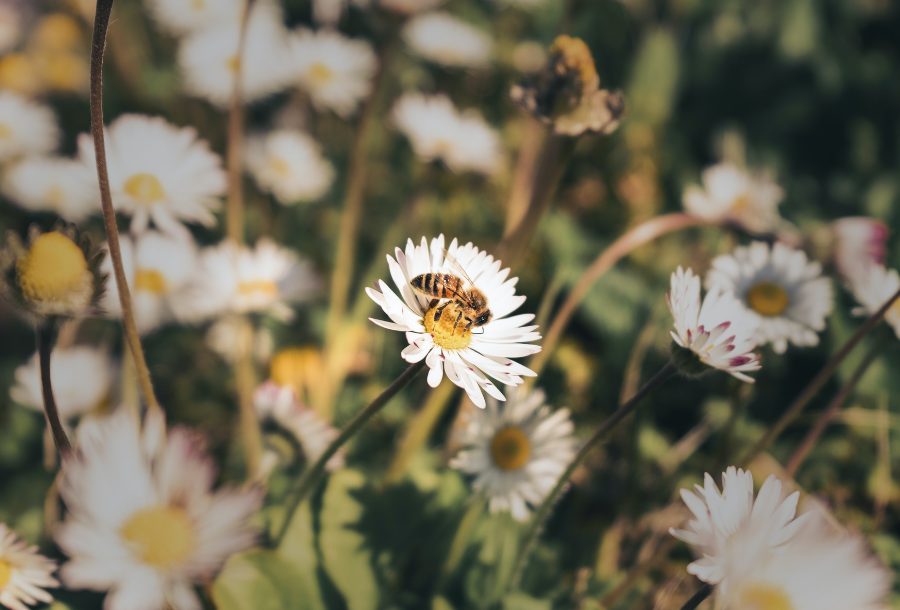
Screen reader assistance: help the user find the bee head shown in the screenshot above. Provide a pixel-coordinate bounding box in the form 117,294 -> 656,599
473,310 -> 492,327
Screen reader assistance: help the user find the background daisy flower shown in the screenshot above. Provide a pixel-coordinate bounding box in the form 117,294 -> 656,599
682,162 -> 783,234
0,92 -> 59,163
1,156 -> 99,223
145,0 -> 243,37
0,523 -> 58,610
847,263 -> 900,339
831,216 -> 889,281
402,12 -> 493,68
245,129 -> 334,205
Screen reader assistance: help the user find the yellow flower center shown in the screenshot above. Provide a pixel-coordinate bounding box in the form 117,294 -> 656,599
747,281 -> 789,316
17,232 -> 88,304
0,54 -> 40,97
308,62 -> 334,84
45,185 -> 65,207
269,157 -> 291,178
238,280 -> 279,297
490,427 -> 531,471
734,583 -> 794,610
191,0 -> 206,11
731,193 -> 750,211
423,303 -> 472,350
123,173 -> 166,206
227,55 -> 241,74
271,347 -> 320,390
0,559 -> 11,589
121,506 -> 195,566
134,269 -> 168,295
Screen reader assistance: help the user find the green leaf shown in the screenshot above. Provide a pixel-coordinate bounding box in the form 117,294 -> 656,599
277,502 -> 326,610
502,592 -> 552,610
213,546 -> 325,610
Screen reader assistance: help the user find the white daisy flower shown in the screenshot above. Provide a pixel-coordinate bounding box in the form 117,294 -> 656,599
670,467 -> 811,595
392,93 -> 502,175
77,114 -> 226,236
831,216 -> 889,281
101,231 -> 199,335
0,92 -> 59,164
366,235 -> 540,408
144,0 -> 243,37
667,266 -> 761,383
288,28 -> 377,119
56,410 -> 262,610
10,346 -> 116,420
2,156 -> 99,222
178,0 -> 292,107
450,388 -> 577,521
253,380 -> 344,470
0,523 -> 58,610
706,242 -> 833,354
402,12 -> 492,68
682,162 -> 783,234
174,238 -> 319,322
245,129 -> 334,205
847,264 -> 900,340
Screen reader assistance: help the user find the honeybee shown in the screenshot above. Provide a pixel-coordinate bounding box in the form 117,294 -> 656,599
410,250 -> 492,333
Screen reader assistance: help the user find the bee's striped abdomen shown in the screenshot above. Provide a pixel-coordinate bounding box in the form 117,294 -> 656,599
411,273 -> 462,299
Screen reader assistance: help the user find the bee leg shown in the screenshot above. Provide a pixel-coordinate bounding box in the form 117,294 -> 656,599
463,317 -> 474,332
428,298 -> 439,311
433,300 -> 450,321
452,310 -> 464,333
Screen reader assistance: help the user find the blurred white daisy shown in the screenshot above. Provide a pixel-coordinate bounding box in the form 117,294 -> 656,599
667,266 -> 761,383
178,0 -> 291,107
366,235 -> 540,408
77,114 -> 226,236
682,162 -> 783,234
670,467 -> 810,595
402,12 -> 492,68
253,380 -> 344,470
392,93 -> 502,175
0,523 -> 58,610
831,216 -> 889,281
175,238 -> 319,322
101,231 -> 199,335
10,346 -> 116,420
0,92 -> 59,164
848,264 -> 900,340
145,0 -> 243,37
56,410 -> 262,610
2,156 -> 99,222
450,388 -> 577,521
245,129 -> 334,205
288,28 -> 377,118
707,242 -> 833,354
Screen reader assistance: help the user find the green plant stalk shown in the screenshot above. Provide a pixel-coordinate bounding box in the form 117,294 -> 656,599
38,324 -> 72,458
236,325 -> 262,479
506,360 -> 678,592
275,360 -> 426,545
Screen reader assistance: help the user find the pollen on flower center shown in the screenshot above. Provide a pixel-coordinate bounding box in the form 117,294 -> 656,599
238,279 -> 279,296
121,506 -> 195,566
123,173 -> 166,206
308,62 -> 334,83
731,193 -> 750,211
134,269 -> 168,294
191,0 -> 205,11
269,157 -> 291,178
423,304 -> 472,350
0,559 -> 11,589
734,583 -> 794,610
747,281 -> 789,316
17,232 -> 88,304
490,427 -> 531,470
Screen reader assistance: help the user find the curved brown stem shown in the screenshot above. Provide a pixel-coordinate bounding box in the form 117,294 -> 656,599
38,325 -> 72,459
226,0 -> 256,243
678,583 -> 713,610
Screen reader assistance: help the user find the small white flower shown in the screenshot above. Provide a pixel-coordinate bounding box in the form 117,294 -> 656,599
0,523 -> 58,610
667,266 -> 761,383
847,264 -> 900,340
403,12 -> 492,68
56,410 -> 262,610
367,235 -> 540,408
0,92 -> 59,164
289,28 -> 377,118
77,114 -> 226,236
707,242 -> 833,354
10,346 -> 116,420
450,388 -> 577,521
144,0 -> 243,37
245,129 -> 334,205
683,162 -> 783,234
2,156 -> 99,222
831,216 -> 889,281
392,93 -> 502,175
670,467 -> 810,595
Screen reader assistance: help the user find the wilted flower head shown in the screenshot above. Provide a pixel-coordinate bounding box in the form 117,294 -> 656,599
402,12 -> 492,68
847,264 -> 900,340
2,156 -> 99,223
245,129 -> 334,205
683,162 -> 784,234
0,523 -> 58,610
831,216 -> 889,281
0,92 -> 59,163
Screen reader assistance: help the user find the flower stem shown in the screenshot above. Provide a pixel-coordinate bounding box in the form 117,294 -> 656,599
234,317 -> 262,479
740,284 -> 900,466
37,325 -> 72,459
506,360 -> 678,593
275,360 -> 426,545
679,583 -> 713,610
89,0 -> 160,417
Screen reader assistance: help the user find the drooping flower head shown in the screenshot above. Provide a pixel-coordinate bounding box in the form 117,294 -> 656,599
847,264 -> 900,340
367,235 -> 540,408
245,129 -> 334,205
682,162 -> 784,234
0,524 -> 58,610
667,266 -> 761,382
402,12 -> 493,68
2,156 -> 99,223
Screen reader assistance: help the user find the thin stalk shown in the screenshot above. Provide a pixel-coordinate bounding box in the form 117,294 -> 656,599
275,360 -> 426,545
530,213 -> 706,378
235,320 -> 262,478
740,284 -> 900,466
37,326 -> 72,458
90,0 -> 160,416
678,583 -> 713,610
784,335 -> 887,477
506,361 -> 678,592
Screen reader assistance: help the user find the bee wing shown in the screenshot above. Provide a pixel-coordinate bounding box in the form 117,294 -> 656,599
441,249 -> 477,290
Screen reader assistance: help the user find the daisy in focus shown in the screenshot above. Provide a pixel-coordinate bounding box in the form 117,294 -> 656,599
10,346 -> 115,420
289,28 -> 377,118
245,129 -> 334,205
682,162 -> 784,234
0,523 -> 58,610
145,0 -> 243,37
56,410 -> 262,610
77,114 -> 226,236
667,266 -> 761,382
831,216 -> 888,281
2,156 -> 99,222
366,235 -> 540,408
402,12 -> 492,68
392,93 -> 502,175
707,242 -> 833,354
450,388 -> 577,520
0,92 -> 59,163
847,264 -> 900,339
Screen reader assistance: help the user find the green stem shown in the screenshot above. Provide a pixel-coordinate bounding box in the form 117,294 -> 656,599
37,325 -> 72,459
